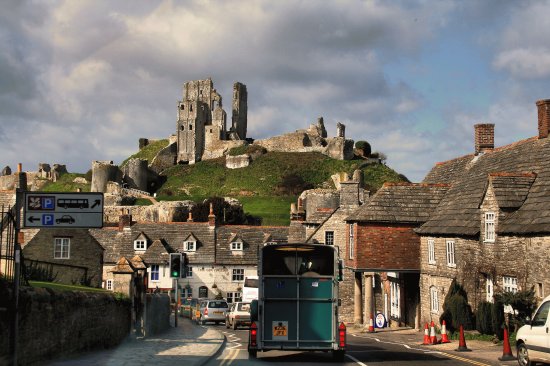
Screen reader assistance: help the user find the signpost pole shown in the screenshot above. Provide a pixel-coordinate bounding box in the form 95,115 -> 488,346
174,278 -> 178,328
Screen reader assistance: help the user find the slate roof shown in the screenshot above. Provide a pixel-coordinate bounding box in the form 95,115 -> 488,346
418,136 -> 550,235
141,239 -> 170,265
215,225 -> 289,265
488,172 -> 536,209
305,208 -> 337,224
346,183 -> 450,224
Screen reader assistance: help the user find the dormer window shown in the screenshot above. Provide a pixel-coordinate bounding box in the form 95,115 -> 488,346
231,241 -> 243,251
484,212 -> 495,242
134,239 -> 146,250
184,241 -> 196,252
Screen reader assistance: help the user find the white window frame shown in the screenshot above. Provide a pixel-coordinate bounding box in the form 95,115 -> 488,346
503,276 -> 518,293
134,239 -> 146,250
486,274 -> 494,303
54,237 -> 70,259
484,212 -> 495,243
430,286 -> 439,313
428,239 -> 436,265
348,224 -> 355,259
231,241 -> 243,251
232,268 -> 244,282
226,291 -> 242,303
186,266 -> 193,278
446,240 -> 456,268
150,264 -> 160,282
106,279 -> 113,291
325,231 -> 334,246
184,241 -> 196,252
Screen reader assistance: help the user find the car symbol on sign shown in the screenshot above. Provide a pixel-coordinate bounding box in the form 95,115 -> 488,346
56,215 -> 75,224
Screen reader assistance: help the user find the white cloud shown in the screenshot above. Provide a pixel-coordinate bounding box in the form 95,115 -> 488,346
494,48 -> 550,79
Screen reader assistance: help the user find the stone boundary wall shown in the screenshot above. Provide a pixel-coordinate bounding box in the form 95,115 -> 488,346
226,154 -> 250,169
0,287 -> 131,365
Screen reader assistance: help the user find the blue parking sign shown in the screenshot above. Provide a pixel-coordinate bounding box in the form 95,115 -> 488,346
42,214 -> 54,226
43,197 -> 55,209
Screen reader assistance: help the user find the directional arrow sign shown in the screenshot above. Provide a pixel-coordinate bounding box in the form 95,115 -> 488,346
23,192 -> 104,228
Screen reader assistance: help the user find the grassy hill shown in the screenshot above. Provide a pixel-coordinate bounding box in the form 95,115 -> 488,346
42,149 -> 408,225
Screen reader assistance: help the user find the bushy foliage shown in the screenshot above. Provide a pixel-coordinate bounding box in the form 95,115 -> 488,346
439,279 -> 474,333
492,297 -> 505,340
495,287 -> 537,332
355,140 -> 371,156
476,301 -> 494,335
191,196 -> 261,225
25,261 -> 57,282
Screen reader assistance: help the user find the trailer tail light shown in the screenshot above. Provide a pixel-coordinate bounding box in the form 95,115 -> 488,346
250,322 -> 258,347
338,322 -> 346,348
204,308 -> 208,316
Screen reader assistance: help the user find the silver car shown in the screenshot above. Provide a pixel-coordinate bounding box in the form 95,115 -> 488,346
197,299 -> 229,325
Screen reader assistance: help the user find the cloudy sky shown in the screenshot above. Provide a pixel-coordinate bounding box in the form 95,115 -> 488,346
2,1 -> 550,182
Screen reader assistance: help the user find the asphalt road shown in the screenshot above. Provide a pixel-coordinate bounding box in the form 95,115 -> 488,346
203,323 -> 508,366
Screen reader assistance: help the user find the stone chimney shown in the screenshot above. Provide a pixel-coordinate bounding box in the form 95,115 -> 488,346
474,123 -> 494,155
15,163 -> 27,190
536,99 -> 550,139
208,203 -> 216,227
118,213 -> 132,231
187,211 -> 194,222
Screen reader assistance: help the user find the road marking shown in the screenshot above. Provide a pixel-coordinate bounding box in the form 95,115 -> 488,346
345,353 -> 368,366
219,348 -> 240,366
350,334 -> 491,366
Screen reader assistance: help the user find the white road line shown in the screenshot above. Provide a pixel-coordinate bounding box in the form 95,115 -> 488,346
351,333 -> 443,354
345,353 -> 368,366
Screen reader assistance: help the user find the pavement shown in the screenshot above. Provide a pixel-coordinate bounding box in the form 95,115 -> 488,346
347,324 -> 519,366
44,316 -> 225,366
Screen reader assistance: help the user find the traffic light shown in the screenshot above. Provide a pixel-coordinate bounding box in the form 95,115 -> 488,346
170,253 -> 182,278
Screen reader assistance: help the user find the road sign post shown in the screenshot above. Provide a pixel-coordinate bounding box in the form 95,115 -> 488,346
23,192 -> 104,228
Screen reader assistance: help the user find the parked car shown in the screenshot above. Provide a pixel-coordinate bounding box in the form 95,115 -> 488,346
516,294 -> 550,366
180,298 -> 192,318
197,299 -> 229,325
225,301 -> 251,330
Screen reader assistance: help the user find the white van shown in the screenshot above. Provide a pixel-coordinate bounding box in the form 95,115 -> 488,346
516,295 -> 550,366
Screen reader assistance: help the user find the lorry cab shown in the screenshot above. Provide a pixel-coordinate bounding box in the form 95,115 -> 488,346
516,295 -> 550,366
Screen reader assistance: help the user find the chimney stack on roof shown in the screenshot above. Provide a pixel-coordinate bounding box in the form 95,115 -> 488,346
536,99 -> 550,139
474,123 -> 495,155
118,213 -> 132,231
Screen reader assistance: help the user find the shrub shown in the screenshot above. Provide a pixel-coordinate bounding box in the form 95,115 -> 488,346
355,140 -> 371,156
440,279 -> 474,333
476,301 -> 494,335
492,297 -> 505,340
495,287 -> 537,332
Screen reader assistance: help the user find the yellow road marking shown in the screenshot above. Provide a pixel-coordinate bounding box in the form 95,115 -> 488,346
438,351 -> 491,366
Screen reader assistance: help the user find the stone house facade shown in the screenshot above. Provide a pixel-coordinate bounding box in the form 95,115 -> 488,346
345,183 -> 449,329
22,228 -> 104,288
416,99 -> 550,326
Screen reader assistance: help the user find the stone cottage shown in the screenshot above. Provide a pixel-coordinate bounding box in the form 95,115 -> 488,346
416,100 -> 550,326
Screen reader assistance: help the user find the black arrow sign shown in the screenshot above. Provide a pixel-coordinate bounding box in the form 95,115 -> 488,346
91,199 -> 101,209
28,216 -> 40,223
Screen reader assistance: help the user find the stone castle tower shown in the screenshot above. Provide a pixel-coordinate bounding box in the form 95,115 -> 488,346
176,78 -> 247,164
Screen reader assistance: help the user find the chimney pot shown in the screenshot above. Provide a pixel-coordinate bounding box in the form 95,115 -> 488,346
474,123 -> 495,155
536,99 -> 550,139
17,163 -> 22,173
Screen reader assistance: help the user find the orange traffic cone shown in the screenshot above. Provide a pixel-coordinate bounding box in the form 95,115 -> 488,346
498,326 -> 515,361
439,320 -> 451,343
455,325 -> 471,352
429,321 -> 438,344
368,314 -> 375,333
422,323 -> 430,345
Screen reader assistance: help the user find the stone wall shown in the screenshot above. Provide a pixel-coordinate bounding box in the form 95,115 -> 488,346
226,154 -> 250,169
104,202 -> 195,224
145,293 -> 171,336
0,287 -> 131,365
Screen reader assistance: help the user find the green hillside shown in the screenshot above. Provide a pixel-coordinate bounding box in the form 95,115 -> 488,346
42,150 -> 408,226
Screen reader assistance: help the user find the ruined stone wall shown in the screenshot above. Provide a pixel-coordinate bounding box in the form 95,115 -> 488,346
104,201 -> 195,224
149,142 -> 177,174
123,158 -> 148,191
91,161 -> 120,192
202,140 -> 244,160
226,154 -> 250,169
232,82 -> 248,139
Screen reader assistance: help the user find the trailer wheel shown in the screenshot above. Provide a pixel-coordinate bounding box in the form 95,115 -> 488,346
332,350 -> 345,362
248,349 -> 257,358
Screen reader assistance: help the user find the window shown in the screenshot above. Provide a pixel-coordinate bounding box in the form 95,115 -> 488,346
430,286 -> 439,313
186,266 -> 193,278
531,301 -> 550,327
537,282 -> 544,298
446,240 -> 456,267
232,268 -> 244,282
54,238 -> 70,259
486,274 -> 494,302
189,124 -> 193,130
428,239 -> 436,264
151,264 -> 160,282
184,241 -> 196,252
134,239 -> 146,250
390,281 -> 400,319
184,287 -> 192,298
503,276 -> 518,293
226,292 -> 242,303
231,241 -> 243,251
106,279 -> 113,291
485,212 -> 495,242
348,224 -> 355,259
325,231 -> 334,246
